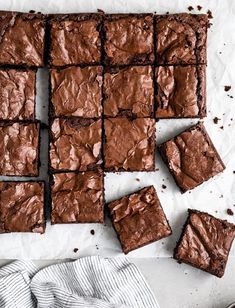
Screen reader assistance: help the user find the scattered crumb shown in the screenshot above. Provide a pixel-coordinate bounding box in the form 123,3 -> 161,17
213,117 -> 220,124
233,171 -> 235,174
161,242 -> 164,245
219,51 -> 222,54
188,6 -> 194,11
156,168 -> 159,171
166,11 -> 169,15
29,10 -> 35,13
227,208 -> 234,216
219,194 -> 223,198
210,191 -> 212,193
197,5 -> 202,11
90,229 -> 95,235
73,248 -> 78,253
188,191 -> 191,194
96,245 -> 99,250
207,9 -> 213,19
208,22 -> 213,29
97,9 -> 105,14
224,86 -> 231,92
136,178 -> 140,182
185,272 -> 188,275
215,210 -> 218,213
162,184 -> 167,189
219,126 -> 224,130
228,95 -> 234,99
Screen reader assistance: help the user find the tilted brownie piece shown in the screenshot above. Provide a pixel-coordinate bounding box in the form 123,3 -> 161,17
104,14 -> 154,65
48,13 -> 102,66
155,65 -> 206,118
49,118 -> 102,172
50,66 -> 102,118
156,14 -> 208,65
0,11 -> 45,66
104,118 -> 155,172
0,68 -> 36,121
174,209 -> 235,278
50,170 -> 104,224
108,186 -> 172,254
158,123 -> 225,193
0,181 -> 45,233
103,66 -> 154,118
0,122 -> 40,176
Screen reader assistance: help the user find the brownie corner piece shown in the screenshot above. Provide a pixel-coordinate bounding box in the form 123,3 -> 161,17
155,13 -> 208,65
50,170 -> 104,224
174,209 -> 235,277
104,117 -> 155,172
108,185 -> 172,254
48,13 -> 102,66
158,123 -> 225,192
104,14 -> 154,65
155,64 -> 206,118
0,181 -> 45,233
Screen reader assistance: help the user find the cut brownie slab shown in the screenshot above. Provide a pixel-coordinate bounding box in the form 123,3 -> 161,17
0,181 -> 45,233
103,66 -> 154,118
49,118 -> 102,172
155,14 -> 208,65
0,122 -> 40,176
174,209 -> 235,278
104,117 -> 155,172
104,14 -> 154,65
0,68 -> 36,121
108,186 -> 172,254
48,14 -> 102,66
155,65 -> 206,118
50,66 -> 102,118
0,11 -> 45,66
158,123 -> 225,192
50,170 -> 104,224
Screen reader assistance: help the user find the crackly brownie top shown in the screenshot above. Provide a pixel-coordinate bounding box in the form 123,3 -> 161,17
0,182 -> 45,233
0,11 -> 45,66
158,123 -> 225,192
104,14 -> 154,65
104,118 -> 155,171
50,66 -> 102,118
104,66 -> 154,118
0,69 -> 36,120
48,14 -> 101,66
175,209 -> 235,277
108,186 -> 172,254
0,122 -> 39,176
156,13 -> 208,65
50,118 -> 102,171
156,65 -> 206,118
51,170 -> 103,224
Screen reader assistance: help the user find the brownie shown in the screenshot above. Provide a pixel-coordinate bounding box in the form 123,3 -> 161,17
103,66 -> 154,118
48,13 -> 102,66
104,117 -> 155,172
0,181 -> 45,233
49,118 -> 102,172
50,170 -> 104,224
50,66 -> 102,118
155,65 -> 206,118
174,209 -> 235,278
108,186 -> 172,254
0,11 -> 45,67
0,121 -> 40,176
155,14 -> 208,65
0,68 -> 36,121
103,14 -> 154,65
158,123 -> 225,193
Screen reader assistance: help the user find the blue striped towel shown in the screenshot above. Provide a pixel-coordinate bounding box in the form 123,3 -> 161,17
0,256 -> 159,308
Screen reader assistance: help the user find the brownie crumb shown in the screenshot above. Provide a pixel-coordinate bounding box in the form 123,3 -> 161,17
29,10 -> 35,13
219,126 -> 224,130
197,5 -> 202,11
213,117 -> 220,124
227,209 -> 234,216
90,229 -> 95,235
228,95 -> 233,99
207,10 -> 213,19
224,86 -> 231,92
136,178 -> 140,182
188,6 -> 194,11
219,194 -> 223,198
233,171 -> 235,174
73,248 -> 78,253
166,11 -> 169,15
162,184 -> 167,189
156,168 -> 159,171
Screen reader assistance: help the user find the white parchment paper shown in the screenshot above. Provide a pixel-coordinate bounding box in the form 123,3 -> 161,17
0,0 -> 235,259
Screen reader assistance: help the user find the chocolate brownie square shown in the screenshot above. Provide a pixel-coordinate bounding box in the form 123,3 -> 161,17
155,65 -> 206,118
49,118 -> 102,172
0,68 -> 36,121
50,66 -> 102,118
103,66 -> 154,118
0,181 -> 45,233
50,170 -> 104,224
158,123 -> 225,193
108,186 -> 172,254
0,11 -> 45,66
0,122 -> 40,176
48,14 -> 102,66
104,14 -> 154,65
174,209 -> 235,278
104,117 -> 155,171
155,14 -> 208,65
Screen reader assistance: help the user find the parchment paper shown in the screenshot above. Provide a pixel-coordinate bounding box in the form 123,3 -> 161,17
0,0 -> 235,259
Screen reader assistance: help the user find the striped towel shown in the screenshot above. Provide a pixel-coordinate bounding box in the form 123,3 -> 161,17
0,256 -> 160,308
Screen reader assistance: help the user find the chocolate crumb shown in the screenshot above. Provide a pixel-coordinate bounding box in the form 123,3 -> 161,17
136,178 -> 140,182
29,10 -> 35,13
227,209 -> 234,216
97,9 -> 105,14
188,6 -> 194,11
219,194 -> 223,198
166,11 -> 169,15
224,86 -> 231,92
197,5 -> 202,11
219,126 -> 224,130
215,210 -> 218,213
156,168 -> 159,171
213,117 -> 220,124
228,95 -> 233,99
207,10 -> 213,19
233,171 -> 235,174
219,52 -> 222,54
73,248 -> 78,253
96,245 -> 99,250
162,184 -> 167,189
90,229 -> 95,235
